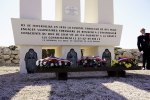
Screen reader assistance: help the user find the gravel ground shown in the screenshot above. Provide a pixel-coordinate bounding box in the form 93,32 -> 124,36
0,66 -> 150,100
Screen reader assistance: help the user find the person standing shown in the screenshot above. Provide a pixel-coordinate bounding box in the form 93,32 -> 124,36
146,33 -> 150,69
137,28 -> 149,70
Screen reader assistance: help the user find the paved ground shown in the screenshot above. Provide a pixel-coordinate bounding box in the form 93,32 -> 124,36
0,66 -> 150,100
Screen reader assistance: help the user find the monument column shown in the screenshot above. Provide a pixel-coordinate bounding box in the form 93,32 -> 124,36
98,0 -> 114,24
97,0 -> 115,59
84,0 -> 98,23
55,0 -> 81,59
84,0 -> 115,59
85,0 -> 114,24
19,0 -> 42,73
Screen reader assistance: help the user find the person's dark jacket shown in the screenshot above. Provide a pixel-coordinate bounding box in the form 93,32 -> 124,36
137,34 -> 149,52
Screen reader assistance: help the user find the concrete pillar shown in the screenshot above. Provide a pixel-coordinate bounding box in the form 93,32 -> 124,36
20,0 -> 42,19
84,0 -> 114,24
55,0 -> 81,22
55,0 -> 81,59
55,0 -> 62,21
84,0 -> 98,23
98,0 -> 114,24
98,0 -> 114,60
20,0 -> 42,73
84,0 -> 114,60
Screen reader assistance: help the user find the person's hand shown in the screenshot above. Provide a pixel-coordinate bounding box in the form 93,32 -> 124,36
103,58 -> 106,61
140,51 -> 144,54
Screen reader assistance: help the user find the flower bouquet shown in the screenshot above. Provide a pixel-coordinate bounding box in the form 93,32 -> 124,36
112,57 -> 138,68
78,56 -> 106,67
36,56 -> 71,68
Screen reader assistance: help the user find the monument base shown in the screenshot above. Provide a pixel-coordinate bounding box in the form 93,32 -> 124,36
107,71 -> 126,77
56,72 -> 68,80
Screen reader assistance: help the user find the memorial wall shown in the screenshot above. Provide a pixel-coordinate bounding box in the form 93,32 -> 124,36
12,0 -> 123,73
12,18 -> 122,46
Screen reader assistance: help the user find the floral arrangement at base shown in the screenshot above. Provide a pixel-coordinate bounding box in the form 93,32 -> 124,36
112,57 -> 138,68
36,56 -> 71,68
78,56 -> 106,67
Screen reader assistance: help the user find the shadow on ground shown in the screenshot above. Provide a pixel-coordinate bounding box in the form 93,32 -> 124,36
0,69 -> 150,100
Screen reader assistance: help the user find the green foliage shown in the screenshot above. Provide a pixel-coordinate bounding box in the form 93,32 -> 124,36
114,47 -> 122,54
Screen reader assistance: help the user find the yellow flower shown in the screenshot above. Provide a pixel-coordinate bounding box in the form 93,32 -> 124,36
125,63 -> 132,68
111,58 -> 138,68
112,60 -> 118,66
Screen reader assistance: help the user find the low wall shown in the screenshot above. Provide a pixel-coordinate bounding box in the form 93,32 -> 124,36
0,46 -> 142,66
114,48 -> 142,62
0,46 -> 19,66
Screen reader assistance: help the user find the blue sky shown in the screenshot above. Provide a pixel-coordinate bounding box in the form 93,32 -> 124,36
0,0 -> 150,49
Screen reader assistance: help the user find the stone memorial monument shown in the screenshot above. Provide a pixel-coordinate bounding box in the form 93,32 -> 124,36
12,0 -> 123,73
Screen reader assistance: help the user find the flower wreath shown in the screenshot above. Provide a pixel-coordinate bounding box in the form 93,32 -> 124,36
36,56 -> 71,67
